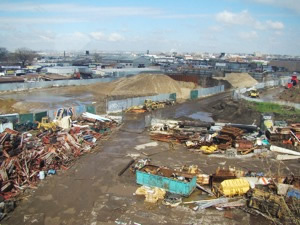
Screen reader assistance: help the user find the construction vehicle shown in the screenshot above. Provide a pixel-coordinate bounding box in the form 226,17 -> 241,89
54,108 -> 72,129
249,89 -> 259,98
144,99 -> 165,111
286,73 -> 299,89
37,117 -> 57,131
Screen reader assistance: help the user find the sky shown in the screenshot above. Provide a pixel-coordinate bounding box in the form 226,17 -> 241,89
0,0 -> 299,55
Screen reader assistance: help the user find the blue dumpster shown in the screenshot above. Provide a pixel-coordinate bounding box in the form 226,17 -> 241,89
136,165 -> 196,196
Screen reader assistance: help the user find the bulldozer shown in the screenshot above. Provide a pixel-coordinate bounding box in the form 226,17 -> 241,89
144,99 -> 165,111
249,89 -> 259,98
37,117 -> 57,131
54,108 -> 72,129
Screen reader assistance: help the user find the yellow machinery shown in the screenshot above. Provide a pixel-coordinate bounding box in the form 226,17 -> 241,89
213,178 -> 250,197
249,89 -> 259,98
144,99 -> 165,111
37,117 -> 57,131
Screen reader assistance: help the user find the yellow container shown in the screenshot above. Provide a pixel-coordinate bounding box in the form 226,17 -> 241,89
220,178 -> 250,197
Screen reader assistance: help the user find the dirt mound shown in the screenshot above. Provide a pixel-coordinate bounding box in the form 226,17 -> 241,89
89,74 -> 196,99
278,86 -> 300,103
207,97 -> 261,125
216,73 -> 258,88
0,99 -> 17,114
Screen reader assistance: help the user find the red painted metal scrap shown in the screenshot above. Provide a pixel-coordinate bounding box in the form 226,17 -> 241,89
0,117 -> 118,200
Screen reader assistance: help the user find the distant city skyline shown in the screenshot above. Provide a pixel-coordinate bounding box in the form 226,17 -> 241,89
0,0 -> 299,55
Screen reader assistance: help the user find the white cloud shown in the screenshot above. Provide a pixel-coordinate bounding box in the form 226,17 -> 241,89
90,32 -> 105,41
0,3 -> 162,16
216,10 -> 253,25
108,33 -> 124,42
0,17 -> 85,24
238,31 -> 258,40
266,20 -> 284,29
209,26 -> 223,32
154,14 -> 209,19
90,32 -> 124,42
216,10 -> 284,31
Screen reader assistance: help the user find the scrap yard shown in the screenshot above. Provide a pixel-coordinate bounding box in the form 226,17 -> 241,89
1,0 -> 300,223
0,72 -> 299,225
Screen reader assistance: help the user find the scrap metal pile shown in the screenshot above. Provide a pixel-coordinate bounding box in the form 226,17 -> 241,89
150,119 -> 269,156
0,112 -> 120,218
133,160 -> 300,224
266,123 -> 300,145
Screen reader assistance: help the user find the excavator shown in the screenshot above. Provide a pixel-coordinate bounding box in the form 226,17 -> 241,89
144,99 -> 165,111
286,73 -> 299,89
37,108 -> 73,131
37,117 -> 57,131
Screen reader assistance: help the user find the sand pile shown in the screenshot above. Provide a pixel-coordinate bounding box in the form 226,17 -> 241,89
90,74 -> 196,98
217,73 -> 258,88
0,99 -> 17,114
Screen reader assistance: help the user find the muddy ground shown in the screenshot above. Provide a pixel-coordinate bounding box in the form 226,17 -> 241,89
3,92 -> 299,225
254,85 -> 300,104
278,85 -> 300,103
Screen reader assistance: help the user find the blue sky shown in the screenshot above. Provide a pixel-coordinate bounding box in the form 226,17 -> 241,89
0,0 -> 299,55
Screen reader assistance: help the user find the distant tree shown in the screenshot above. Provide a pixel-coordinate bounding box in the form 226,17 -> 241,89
0,47 -> 9,61
14,48 -> 38,67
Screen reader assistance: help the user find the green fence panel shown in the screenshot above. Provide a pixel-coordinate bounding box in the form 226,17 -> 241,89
86,105 -> 96,114
34,111 -> 47,122
169,93 -> 177,101
190,90 -> 198,100
19,113 -> 34,123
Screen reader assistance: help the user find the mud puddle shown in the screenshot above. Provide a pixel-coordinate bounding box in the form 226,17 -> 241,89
188,112 -> 214,123
1,90 -> 95,113
2,91 -> 93,104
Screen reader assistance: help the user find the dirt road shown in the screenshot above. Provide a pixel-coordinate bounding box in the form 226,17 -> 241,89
4,93 -> 297,225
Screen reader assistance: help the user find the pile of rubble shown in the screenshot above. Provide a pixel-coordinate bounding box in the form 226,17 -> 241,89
0,112 -> 120,219
150,118 -> 300,159
130,117 -> 300,223
150,119 -> 269,157
132,160 -> 300,224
